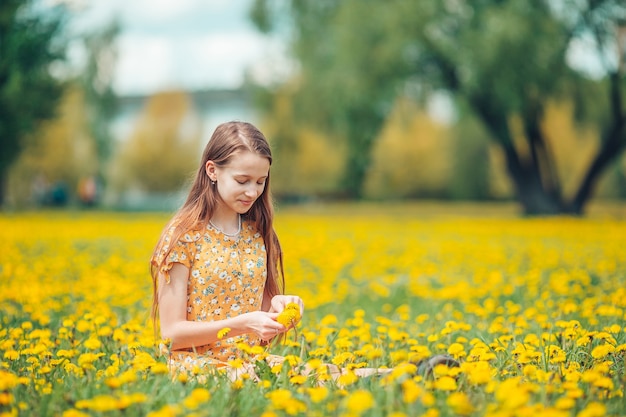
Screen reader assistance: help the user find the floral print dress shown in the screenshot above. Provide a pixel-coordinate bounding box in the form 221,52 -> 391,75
154,218 -> 267,374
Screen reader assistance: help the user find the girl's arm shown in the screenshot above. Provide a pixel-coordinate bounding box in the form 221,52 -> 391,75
158,263 -> 286,350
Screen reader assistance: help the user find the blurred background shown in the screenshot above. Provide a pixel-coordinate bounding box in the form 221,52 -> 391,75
1,0 -> 625,215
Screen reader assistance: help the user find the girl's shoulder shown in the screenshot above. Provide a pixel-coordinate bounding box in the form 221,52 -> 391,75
164,219 -> 206,244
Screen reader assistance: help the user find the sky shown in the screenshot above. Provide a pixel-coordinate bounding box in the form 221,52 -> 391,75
65,0 -> 291,96
56,0 -> 606,98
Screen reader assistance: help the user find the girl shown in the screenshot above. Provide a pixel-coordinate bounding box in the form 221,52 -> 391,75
150,121 -> 299,378
150,121 -> 457,382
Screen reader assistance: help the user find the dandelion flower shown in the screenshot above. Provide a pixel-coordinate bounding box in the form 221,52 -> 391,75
433,376 -> 457,391
307,386 -> 328,403
277,303 -> 301,328
447,392 -> 474,415
217,328 -> 231,339
289,374 -> 307,385
345,390 -> 374,414
591,344 -> 615,360
183,388 -> 211,410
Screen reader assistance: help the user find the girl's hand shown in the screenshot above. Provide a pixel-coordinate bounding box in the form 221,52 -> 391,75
241,311 -> 286,341
270,295 -> 304,319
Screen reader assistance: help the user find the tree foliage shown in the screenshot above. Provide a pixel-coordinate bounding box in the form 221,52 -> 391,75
253,0 -> 626,214
0,0 -> 67,206
113,91 -> 202,194
365,98 -> 453,199
7,86 -> 97,206
81,21 -> 119,178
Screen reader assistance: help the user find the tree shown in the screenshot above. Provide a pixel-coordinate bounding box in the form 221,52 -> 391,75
7,86 -> 97,207
81,21 -> 119,183
252,0 -> 626,214
113,91 -> 202,194
252,0 -> 411,198
365,97 -> 453,199
401,0 -> 626,214
0,0 -> 67,206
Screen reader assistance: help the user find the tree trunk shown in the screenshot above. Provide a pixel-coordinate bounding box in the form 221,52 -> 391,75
500,143 -> 563,215
340,108 -> 383,199
568,71 -> 626,214
0,170 -> 6,208
342,131 -> 373,199
569,122 -> 626,214
472,95 -> 565,215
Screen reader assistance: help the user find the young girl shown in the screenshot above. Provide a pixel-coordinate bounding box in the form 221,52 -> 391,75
150,121 -> 457,382
150,121 -> 301,378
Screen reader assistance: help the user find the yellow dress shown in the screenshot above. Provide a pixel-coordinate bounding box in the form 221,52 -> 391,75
154,218 -> 267,374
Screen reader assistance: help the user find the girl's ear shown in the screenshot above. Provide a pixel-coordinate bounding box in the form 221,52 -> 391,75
205,161 -> 217,181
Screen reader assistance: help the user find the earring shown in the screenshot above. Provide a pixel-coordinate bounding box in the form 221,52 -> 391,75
211,180 -> 216,185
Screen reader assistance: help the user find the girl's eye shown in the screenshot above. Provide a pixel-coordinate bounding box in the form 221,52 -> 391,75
236,179 -> 266,185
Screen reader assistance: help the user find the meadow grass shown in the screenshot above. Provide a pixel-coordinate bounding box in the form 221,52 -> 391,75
1,202 -> 625,416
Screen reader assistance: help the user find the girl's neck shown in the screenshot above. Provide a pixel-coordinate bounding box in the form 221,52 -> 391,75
209,211 -> 242,236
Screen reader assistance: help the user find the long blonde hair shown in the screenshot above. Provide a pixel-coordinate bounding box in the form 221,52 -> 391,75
150,121 -> 285,324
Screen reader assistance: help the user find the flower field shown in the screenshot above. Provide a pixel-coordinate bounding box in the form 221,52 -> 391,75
1,204 -> 625,417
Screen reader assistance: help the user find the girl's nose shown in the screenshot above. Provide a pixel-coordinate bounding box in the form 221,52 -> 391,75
244,185 -> 258,197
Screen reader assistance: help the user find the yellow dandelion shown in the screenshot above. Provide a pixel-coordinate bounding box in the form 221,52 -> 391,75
463,361 -> 492,385
345,390 -> 374,414
183,388 -> 211,410
433,376 -> 457,391
277,303 -> 301,328
75,394 -> 120,412
266,388 -> 292,404
62,410 -> 91,417
177,372 -> 188,384
289,374 -> 307,385
307,386 -> 328,403
146,404 -> 180,417
0,371 -> 19,391
401,379 -> 423,403
447,342 -> 466,358
228,358 -> 244,369
57,349 -> 76,358
0,392 -> 17,404
83,337 -> 102,350
495,378 -> 531,409
76,320 -> 91,333
150,363 -> 170,375
266,388 -> 306,414
217,328 -> 231,339
446,392 -> 474,416
270,363 -> 283,375
591,344 -> 615,360
3,350 -> 19,361
555,397 -> 576,410
577,402 -> 606,417
337,371 -> 359,387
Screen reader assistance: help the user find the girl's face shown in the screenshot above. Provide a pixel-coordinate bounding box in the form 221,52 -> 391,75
206,151 -> 270,215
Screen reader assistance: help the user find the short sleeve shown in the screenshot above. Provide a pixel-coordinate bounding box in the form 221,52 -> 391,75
152,226 -> 200,284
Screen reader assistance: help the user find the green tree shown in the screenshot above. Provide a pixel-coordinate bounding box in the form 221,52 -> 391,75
403,0 -> 626,214
7,86 -> 97,207
253,0 -> 626,214
112,90 -> 202,194
81,21 -> 119,182
0,0 -> 67,206
252,0 -> 410,199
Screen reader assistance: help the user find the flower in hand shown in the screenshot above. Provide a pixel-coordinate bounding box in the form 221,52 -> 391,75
276,302 -> 301,328
217,328 -> 231,339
